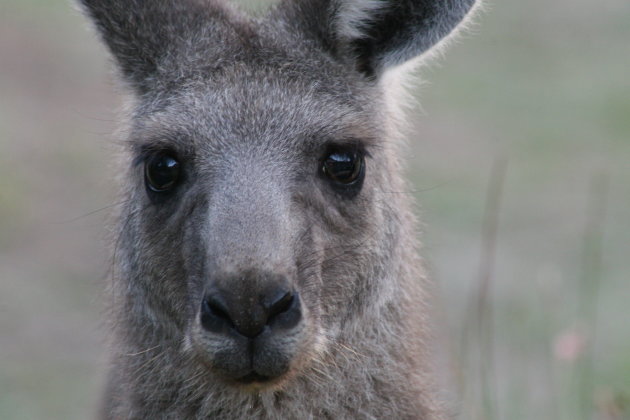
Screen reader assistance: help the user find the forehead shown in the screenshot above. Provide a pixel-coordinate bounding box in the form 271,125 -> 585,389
130,64 -> 383,153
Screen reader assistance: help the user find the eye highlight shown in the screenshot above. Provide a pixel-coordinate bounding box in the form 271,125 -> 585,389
145,151 -> 181,193
321,146 -> 365,196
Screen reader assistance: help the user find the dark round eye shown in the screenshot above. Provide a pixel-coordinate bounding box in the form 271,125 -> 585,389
322,149 -> 364,185
145,152 -> 181,193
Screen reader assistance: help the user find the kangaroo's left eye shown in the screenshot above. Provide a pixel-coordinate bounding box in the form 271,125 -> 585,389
320,147 -> 365,199
145,152 -> 181,193
322,149 -> 364,186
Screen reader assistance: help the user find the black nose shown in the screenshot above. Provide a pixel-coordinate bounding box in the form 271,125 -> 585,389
200,287 -> 301,338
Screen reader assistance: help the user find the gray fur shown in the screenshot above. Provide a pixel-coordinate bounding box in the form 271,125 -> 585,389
79,0 -> 477,418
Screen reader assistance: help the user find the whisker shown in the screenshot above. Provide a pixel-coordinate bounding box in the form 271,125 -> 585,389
124,343 -> 163,357
52,199 -> 130,224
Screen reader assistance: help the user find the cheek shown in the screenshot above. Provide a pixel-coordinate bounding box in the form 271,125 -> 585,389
127,201 -> 205,328
292,184 -> 381,320
178,217 -> 211,322
320,218 -> 383,319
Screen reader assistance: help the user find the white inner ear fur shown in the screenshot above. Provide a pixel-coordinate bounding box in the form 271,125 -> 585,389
377,0 -> 483,126
334,0 -> 385,42
338,0 -> 483,75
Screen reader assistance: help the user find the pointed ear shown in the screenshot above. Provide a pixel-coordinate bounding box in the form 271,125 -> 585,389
78,0 -> 240,94
279,0 -> 478,77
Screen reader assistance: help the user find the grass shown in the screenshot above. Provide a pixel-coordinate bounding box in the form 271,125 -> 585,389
412,1 -> 630,418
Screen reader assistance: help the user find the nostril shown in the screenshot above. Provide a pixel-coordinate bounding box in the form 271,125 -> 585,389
267,291 -> 301,331
206,298 -> 232,323
200,295 -> 234,334
266,291 -> 294,321
200,287 -> 302,338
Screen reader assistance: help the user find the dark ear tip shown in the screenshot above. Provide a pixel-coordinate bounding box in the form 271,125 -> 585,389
280,0 -> 479,79
358,0 -> 480,74
76,0 -> 171,94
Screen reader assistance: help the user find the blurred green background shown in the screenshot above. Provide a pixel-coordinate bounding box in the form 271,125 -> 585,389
0,0 -> 628,419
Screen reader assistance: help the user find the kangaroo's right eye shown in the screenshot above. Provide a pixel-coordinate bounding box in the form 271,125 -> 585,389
145,152 -> 181,193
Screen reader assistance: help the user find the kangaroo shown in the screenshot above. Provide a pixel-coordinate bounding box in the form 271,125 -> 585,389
79,0 -> 477,418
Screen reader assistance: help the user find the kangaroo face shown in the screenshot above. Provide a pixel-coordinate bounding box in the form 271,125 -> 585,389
119,62 -> 395,386
81,0 -> 477,402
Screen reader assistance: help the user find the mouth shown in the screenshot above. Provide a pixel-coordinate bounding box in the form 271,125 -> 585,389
236,371 -> 274,384
191,333 -> 296,388
190,289 -> 310,389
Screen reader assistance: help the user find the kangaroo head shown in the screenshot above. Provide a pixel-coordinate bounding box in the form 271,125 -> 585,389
82,0 -> 475,390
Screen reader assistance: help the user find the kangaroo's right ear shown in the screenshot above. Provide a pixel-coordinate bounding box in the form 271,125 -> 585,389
78,0 -> 241,94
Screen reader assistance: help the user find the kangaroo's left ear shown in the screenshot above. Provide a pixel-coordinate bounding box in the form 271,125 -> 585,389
278,0 -> 478,78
